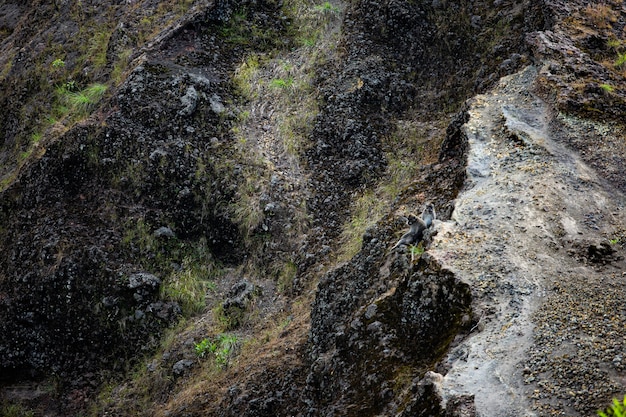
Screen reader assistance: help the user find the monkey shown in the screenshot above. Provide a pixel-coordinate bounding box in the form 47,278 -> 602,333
392,203 -> 436,250
421,202 -> 436,228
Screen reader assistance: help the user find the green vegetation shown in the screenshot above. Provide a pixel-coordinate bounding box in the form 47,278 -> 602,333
270,77 -> 295,89
338,189 -> 387,261
51,58 -> 65,68
313,1 -> 340,14
59,82 -> 108,115
160,254 -> 218,316
122,219 -> 221,317
0,402 -> 35,417
601,83 -> 615,92
409,244 -> 424,261
277,260 -> 298,293
599,395 -> 626,417
213,302 -> 247,331
111,48 -> 133,86
194,334 -> 240,367
607,38 -> 623,52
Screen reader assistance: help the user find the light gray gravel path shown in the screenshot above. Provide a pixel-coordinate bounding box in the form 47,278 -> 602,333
430,65 -> 626,416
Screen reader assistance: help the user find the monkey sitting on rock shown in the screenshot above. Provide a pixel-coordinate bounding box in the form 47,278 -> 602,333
392,203 -> 436,250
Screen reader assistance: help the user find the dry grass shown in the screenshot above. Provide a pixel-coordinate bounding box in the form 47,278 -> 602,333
336,117 -> 446,262
92,1 -> 344,413
585,3 -> 618,29
152,296 -> 311,416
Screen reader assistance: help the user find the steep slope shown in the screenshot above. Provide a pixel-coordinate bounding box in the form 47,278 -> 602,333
2,0 -> 626,416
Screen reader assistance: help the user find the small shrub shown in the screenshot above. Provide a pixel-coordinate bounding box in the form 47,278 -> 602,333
598,395 -> 626,417
194,338 -> 217,358
215,334 -> 239,366
194,334 -> 239,367
615,52 -> 626,68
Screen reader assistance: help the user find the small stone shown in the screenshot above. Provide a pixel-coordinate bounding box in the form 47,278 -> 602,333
154,226 -> 176,239
172,359 -> 194,376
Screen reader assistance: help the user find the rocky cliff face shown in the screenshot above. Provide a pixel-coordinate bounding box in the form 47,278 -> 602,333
1,0 -> 626,416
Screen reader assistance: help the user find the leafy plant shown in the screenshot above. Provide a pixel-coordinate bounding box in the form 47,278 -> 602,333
194,334 -> 239,366
215,333 -> 239,366
599,395 -> 626,417
409,244 -> 424,262
194,338 -> 217,358
51,58 -> 65,68
615,52 -> 626,68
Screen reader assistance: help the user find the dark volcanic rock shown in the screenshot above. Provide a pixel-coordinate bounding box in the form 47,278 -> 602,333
306,228 -> 472,415
0,1 -> 246,383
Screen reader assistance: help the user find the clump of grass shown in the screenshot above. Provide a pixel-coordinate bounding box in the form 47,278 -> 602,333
111,48 -> 133,86
160,255 -> 218,316
337,190 -> 387,262
313,1 -> 340,14
601,83 -> 615,93
233,55 -> 262,99
68,83 -> 108,112
614,52 -> 626,68
56,82 -> 108,118
270,77 -> 294,89
584,3 -> 618,29
607,38 -> 623,52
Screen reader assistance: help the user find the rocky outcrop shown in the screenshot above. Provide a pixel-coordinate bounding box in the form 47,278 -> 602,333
0,0 -> 246,382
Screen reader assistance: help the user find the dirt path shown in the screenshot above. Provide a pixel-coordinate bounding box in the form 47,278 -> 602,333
430,65 -> 626,416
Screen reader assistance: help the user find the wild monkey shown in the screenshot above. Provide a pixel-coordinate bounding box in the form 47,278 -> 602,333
392,203 -> 436,249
